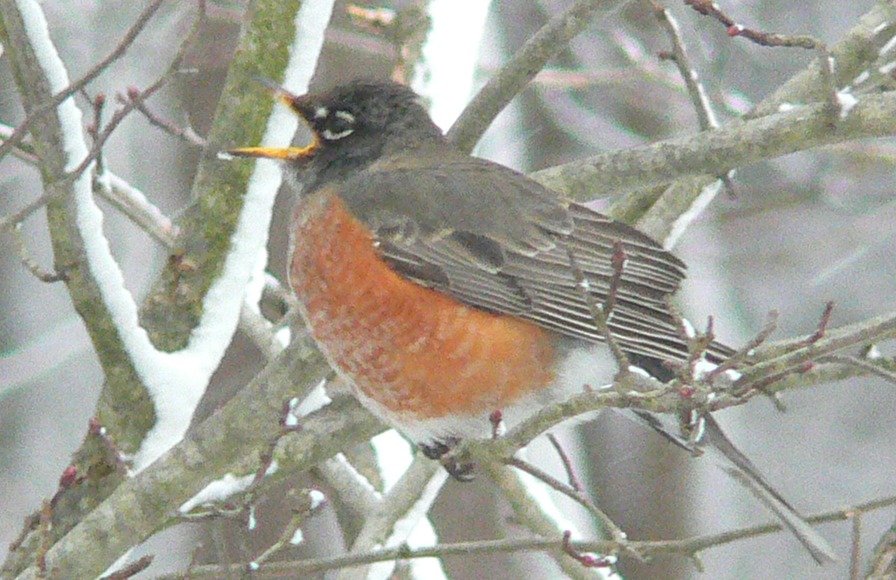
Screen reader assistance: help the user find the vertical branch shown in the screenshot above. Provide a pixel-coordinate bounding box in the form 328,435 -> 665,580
0,0 -> 337,575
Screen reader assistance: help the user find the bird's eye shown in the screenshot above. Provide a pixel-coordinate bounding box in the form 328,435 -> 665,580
320,109 -> 355,141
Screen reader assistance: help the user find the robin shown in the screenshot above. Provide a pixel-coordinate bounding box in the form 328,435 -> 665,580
229,79 -> 835,563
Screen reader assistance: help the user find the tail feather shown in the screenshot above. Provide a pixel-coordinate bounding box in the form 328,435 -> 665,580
702,415 -> 836,564
620,409 -> 836,564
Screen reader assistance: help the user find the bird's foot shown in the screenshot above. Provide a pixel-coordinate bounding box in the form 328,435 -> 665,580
419,438 -> 476,481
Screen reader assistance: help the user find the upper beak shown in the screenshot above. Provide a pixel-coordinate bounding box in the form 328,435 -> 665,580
226,78 -> 317,161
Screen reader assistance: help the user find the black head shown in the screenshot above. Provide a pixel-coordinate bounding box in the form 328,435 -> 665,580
294,80 -> 445,151
228,80 -> 447,183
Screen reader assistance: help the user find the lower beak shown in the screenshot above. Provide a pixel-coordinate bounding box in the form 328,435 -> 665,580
226,79 -> 318,161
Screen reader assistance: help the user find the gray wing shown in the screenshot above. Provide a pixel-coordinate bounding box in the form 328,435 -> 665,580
341,151 -> 732,363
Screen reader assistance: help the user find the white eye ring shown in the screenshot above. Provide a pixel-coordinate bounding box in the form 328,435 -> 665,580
334,110 -> 355,123
321,127 -> 354,140
320,109 -> 356,140
313,106 -> 328,119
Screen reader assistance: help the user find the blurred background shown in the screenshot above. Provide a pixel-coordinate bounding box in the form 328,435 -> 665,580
1,0 -> 894,578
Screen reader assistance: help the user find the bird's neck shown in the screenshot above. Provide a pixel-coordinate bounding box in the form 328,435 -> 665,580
303,131 -> 447,193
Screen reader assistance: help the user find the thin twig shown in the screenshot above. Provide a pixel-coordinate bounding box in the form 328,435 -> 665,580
667,299 -> 715,380
128,97 -> 207,147
730,302 -> 838,396
866,517 -> 896,579
86,92 -> 107,175
447,0 -> 620,152
36,500 -> 52,574
651,0 -> 741,194
686,0 -> 816,48
823,355 -> 896,385
1,156 -> 177,248
60,81 -> 172,194
99,555 -> 154,580
562,530 -> 613,568
0,122 -> 39,163
706,310 -> 779,380
532,90 -> 896,201
804,300 -> 835,345
250,489 -> 326,567
0,0 -> 207,232
494,310 -> 896,453
94,173 -> 179,247
505,455 -> 630,549
12,223 -> 69,283
849,508 -> 861,580
604,241 -> 626,317
565,245 -> 631,373
650,1 -> 718,130
547,433 -> 584,492
166,494 -> 896,577
338,456 -> 444,578
689,316 -> 716,377
684,0 -> 840,121
735,310 -> 896,392
7,120 -> 293,387
0,194 -> 63,233
0,0 -> 168,164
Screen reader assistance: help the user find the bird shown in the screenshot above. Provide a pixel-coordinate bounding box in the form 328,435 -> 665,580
228,79 -> 835,564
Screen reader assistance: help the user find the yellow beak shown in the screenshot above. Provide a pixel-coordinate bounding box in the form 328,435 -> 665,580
227,144 -> 316,160
226,78 -> 317,160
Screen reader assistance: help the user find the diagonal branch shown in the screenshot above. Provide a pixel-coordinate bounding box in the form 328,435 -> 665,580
735,311 -> 896,393
532,91 -> 896,202
447,0 -> 625,152
0,0 -> 168,163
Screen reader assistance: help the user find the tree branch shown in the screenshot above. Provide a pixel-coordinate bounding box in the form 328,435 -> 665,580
447,0 -> 624,152
10,338 -> 378,579
159,494 -> 896,576
532,92 -> 896,202
0,0 -> 168,164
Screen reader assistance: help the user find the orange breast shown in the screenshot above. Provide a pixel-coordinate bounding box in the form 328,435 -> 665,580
289,189 -> 558,421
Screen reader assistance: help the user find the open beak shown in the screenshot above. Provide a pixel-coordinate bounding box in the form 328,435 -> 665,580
226,78 -> 317,161
227,144 -> 315,161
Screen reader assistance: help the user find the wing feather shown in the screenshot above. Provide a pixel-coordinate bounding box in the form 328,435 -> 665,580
340,151 -> 732,363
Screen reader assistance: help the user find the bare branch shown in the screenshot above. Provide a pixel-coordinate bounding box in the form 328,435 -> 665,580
547,433 -> 584,492
751,2 -> 896,118
684,0 -> 841,119
249,488 -> 326,568
849,509 -> 862,580
0,4 -> 205,231
565,245 -> 631,373
562,531 -> 614,569
505,455 -> 628,547
823,355 -> 896,386
99,555 -> 154,580
11,223 -> 69,283
157,495 -> 896,577
735,311 -> 896,394
447,0 -> 623,152
803,300 -> 835,346
651,1 -> 718,130
0,0 -> 168,163
867,515 -> 896,579
85,92 -> 107,175
126,95 -> 207,148
706,310 -> 779,380
532,91 -> 896,202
